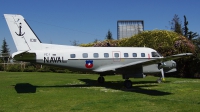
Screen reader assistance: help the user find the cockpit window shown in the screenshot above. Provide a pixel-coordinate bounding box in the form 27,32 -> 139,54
152,52 -> 161,57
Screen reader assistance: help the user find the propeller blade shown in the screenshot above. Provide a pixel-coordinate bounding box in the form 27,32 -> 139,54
158,62 -> 166,69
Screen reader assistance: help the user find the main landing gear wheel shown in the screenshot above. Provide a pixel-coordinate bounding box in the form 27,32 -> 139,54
98,76 -> 105,83
157,77 -> 165,83
124,80 -> 132,89
157,78 -> 162,83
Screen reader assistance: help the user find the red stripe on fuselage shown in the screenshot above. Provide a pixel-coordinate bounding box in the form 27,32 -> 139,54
148,54 -> 150,60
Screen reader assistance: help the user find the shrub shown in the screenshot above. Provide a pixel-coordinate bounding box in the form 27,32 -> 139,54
80,40 -> 118,47
6,64 -> 22,72
23,66 -> 36,72
37,67 -> 51,72
0,64 -> 4,71
55,70 -> 66,73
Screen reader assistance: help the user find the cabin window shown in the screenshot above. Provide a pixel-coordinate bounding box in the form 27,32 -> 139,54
132,53 -> 137,57
141,53 -> 145,57
152,52 -> 161,57
70,54 -> 76,58
93,53 -> 99,58
104,53 -> 109,58
124,53 -> 128,57
114,53 -> 119,58
82,53 -> 88,58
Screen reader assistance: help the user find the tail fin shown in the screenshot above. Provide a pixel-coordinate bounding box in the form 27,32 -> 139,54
4,14 -> 42,51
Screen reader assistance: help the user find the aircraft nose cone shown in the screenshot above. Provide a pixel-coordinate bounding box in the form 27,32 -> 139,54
172,61 -> 176,68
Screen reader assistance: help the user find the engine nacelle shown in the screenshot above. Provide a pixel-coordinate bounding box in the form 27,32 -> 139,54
158,60 -> 176,70
158,62 -> 166,69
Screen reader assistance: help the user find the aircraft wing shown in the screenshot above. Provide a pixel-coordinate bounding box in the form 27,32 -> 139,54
117,53 -> 192,71
157,53 -> 193,62
94,53 -> 192,72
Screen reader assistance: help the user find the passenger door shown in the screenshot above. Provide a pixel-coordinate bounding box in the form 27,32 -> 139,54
112,51 -> 121,62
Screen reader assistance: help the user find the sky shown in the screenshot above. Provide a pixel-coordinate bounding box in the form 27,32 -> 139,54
0,0 -> 200,53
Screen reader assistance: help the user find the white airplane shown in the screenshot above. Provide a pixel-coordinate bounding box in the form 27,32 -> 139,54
4,14 -> 192,88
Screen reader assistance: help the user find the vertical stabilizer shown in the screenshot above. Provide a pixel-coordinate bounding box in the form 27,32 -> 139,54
4,14 -> 42,51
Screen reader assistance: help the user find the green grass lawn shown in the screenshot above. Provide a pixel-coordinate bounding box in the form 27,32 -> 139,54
0,72 -> 200,112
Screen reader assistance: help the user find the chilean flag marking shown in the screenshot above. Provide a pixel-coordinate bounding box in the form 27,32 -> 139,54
85,60 -> 93,68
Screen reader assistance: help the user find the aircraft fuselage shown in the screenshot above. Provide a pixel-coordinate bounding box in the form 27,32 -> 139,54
13,47 -> 176,74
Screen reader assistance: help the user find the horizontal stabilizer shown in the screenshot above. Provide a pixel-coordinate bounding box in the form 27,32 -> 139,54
12,51 -> 36,62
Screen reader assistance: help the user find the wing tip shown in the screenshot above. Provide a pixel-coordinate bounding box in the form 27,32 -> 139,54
186,53 -> 193,56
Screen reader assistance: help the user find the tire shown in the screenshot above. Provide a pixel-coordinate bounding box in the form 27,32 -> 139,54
157,78 -> 162,83
124,80 -> 132,89
98,76 -> 105,83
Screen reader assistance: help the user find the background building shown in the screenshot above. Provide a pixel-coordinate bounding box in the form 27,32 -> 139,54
117,20 -> 144,39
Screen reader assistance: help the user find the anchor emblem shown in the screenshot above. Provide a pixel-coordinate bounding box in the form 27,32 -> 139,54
15,23 -> 25,36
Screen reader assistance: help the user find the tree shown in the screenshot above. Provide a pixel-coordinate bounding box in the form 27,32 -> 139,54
1,38 -> 10,63
183,15 -> 189,37
106,30 -> 113,40
182,15 -> 199,40
93,38 -> 99,43
170,14 -> 183,35
70,40 -> 79,46
188,31 -> 199,40
1,38 -> 10,54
